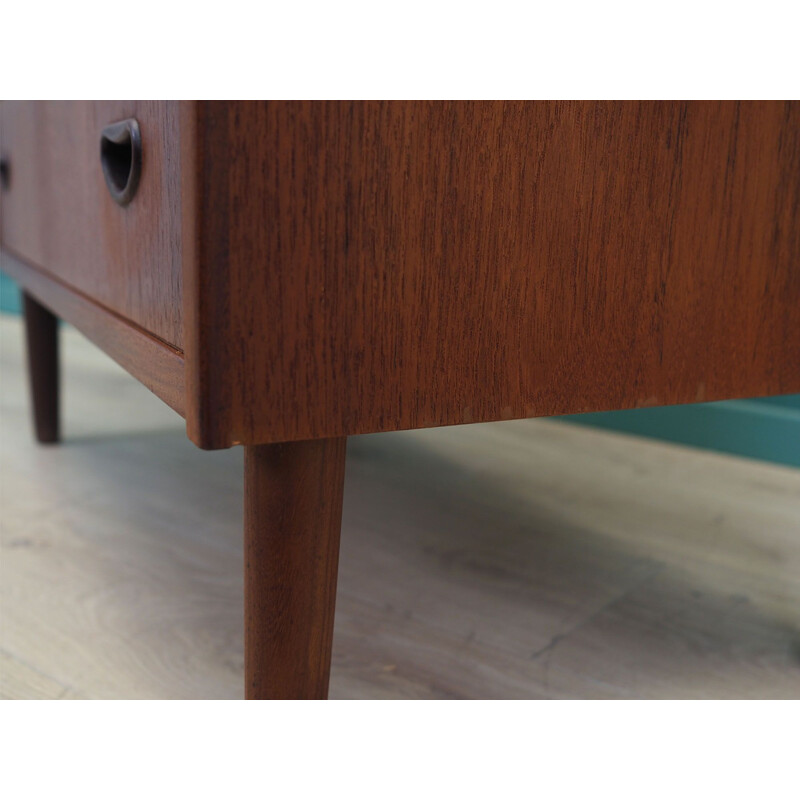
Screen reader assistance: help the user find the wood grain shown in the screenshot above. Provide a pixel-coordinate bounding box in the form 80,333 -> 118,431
5,101 -> 798,449
2,316 -> 799,699
183,101 -> 800,449
0,101 -> 183,349
2,250 -> 185,416
244,438 -> 346,699
22,292 -> 59,443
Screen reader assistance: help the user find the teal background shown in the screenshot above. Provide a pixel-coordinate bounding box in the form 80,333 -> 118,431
2,271 -> 798,468
1,270 -> 22,314
561,396 -> 800,469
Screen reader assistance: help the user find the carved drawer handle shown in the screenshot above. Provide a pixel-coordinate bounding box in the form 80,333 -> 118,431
0,156 -> 10,190
100,119 -> 141,206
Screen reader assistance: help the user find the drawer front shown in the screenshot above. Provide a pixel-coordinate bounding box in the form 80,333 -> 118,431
0,101 -> 183,349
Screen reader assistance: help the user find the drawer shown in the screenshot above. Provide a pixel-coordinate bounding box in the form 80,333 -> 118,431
0,101 -> 183,349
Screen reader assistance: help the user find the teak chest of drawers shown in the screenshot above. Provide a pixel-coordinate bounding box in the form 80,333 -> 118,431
1,101 -> 799,699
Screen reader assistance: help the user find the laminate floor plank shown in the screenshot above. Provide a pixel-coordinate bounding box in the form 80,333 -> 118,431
1,315 -> 798,699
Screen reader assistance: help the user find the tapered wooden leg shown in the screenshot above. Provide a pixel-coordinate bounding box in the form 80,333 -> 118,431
244,438 -> 347,699
22,292 -> 60,444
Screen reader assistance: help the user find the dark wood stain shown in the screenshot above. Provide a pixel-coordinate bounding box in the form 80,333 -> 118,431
2,251 -> 185,416
22,292 -> 59,443
0,101 -> 183,349
184,101 -> 800,449
244,438 -> 346,699
3,101 -> 800,700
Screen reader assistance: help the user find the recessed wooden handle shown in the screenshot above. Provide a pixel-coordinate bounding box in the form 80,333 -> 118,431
0,156 -> 10,190
100,119 -> 141,206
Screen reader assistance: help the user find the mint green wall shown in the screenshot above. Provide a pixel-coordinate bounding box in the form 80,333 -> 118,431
1,271 -> 798,468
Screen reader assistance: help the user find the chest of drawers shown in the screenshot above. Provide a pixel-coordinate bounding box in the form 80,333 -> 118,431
2,101 -> 799,698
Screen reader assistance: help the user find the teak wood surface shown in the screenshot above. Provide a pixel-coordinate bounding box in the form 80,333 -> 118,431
22,292 -> 59,443
1,252 -> 185,415
244,439 -> 346,699
3,102 -> 799,447
1,101 -> 183,349
182,101 -> 800,448
2,101 -> 799,699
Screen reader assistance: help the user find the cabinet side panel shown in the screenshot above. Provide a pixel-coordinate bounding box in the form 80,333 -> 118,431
188,101 -> 800,448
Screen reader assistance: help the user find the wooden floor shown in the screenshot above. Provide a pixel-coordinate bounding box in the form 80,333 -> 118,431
1,315 -> 799,699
